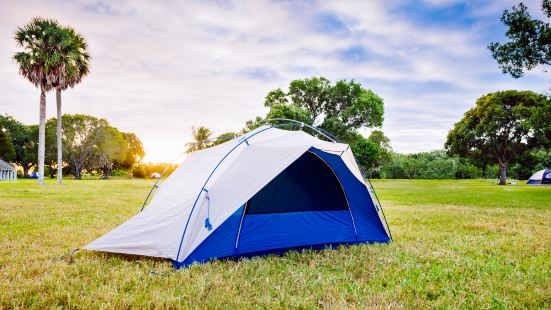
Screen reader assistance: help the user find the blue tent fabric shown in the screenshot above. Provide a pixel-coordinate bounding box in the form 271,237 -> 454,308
174,147 -> 390,268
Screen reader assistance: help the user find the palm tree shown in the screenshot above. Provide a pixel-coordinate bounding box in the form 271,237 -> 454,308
14,18 -> 66,185
53,26 -> 90,184
185,126 -> 213,153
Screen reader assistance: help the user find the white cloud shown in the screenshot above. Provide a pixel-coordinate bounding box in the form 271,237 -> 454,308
0,0 -> 548,161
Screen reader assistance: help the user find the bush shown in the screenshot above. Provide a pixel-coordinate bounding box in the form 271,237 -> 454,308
112,169 -> 131,177
132,166 -> 147,178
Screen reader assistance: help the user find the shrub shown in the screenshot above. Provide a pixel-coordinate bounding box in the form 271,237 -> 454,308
132,166 -> 147,178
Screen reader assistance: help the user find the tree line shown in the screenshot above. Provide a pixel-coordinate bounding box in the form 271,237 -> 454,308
0,114 -> 145,179
185,75 -> 550,183
377,149 -> 550,180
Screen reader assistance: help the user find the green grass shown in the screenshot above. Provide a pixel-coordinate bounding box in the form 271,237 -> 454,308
0,179 -> 549,308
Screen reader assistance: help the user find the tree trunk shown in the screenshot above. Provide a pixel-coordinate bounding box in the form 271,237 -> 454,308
56,89 -> 62,184
499,162 -> 507,185
38,87 -> 46,185
74,168 -> 81,180
102,166 -> 111,179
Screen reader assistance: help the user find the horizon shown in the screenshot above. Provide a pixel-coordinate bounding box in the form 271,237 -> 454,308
1,0 -> 549,163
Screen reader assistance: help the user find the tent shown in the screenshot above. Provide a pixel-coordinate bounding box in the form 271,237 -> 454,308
84,125 -> 392,268
527,169 -> 551,185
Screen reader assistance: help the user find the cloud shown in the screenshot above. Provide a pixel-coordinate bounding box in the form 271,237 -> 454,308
0,0 -> 548,161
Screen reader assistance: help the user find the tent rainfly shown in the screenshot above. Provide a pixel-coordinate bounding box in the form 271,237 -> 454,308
527,169 -> 551,185
84,125 -> 392,268
0,159 -> 16,181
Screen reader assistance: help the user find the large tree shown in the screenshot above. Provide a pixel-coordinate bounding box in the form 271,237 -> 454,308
61,114 -> 107,179
488,0 -> 551,78
14,18 -> 66,185
261,77 -> 385,172
445,90 -> 551,185
91,126 -> 127,179
0,115 -> 38,176
52,26 -> 91,184
264,77 -> 384,135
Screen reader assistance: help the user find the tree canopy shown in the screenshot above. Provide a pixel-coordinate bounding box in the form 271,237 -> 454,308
488,0 -> 551,78
91,126 -> 127,178
445,90 -> 551,185
264,77 -> 384,135
0,115 -> 37,176
0,123 -> 16,162
115,132 -> 145,169
46,114 -> 139,179
185,126 -> 214,153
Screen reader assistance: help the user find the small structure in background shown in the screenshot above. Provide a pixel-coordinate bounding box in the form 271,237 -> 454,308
0,159 -> 17,181
150,172 -> 161,179
527,169 -> 551,185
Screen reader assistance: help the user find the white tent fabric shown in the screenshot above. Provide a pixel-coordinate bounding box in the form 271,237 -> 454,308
529,169 -> 546,181
85,126 -> 367,263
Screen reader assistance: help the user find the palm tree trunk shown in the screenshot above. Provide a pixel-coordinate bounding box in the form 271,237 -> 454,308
38,87 -> 46,185
56,89 -> 62,184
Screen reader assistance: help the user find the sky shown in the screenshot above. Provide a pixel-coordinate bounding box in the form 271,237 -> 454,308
0,0 -> 549,163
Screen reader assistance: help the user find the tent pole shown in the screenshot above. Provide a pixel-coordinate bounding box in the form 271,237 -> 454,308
139,159 -> 175,212
140,177 -> 161,211
174,126 -> 276,262
366,178 -> 393,241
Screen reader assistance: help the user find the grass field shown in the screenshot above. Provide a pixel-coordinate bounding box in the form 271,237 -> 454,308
0,178 -> 549,308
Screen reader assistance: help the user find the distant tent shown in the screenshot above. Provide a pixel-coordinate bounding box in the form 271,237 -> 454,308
84,125 -> 391,268
527,169 -> 551,185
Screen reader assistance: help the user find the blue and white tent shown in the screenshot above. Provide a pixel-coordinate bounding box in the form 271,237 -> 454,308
85,125 -> 391,268
527,169 -> 551,185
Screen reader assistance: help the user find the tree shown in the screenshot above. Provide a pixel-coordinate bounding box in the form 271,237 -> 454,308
45,118 -> 60,178
241,117 -> 265,134
328,80 -> 384,129
113,132 -> 145,170
0,123 -> 15,161
14,18 -> 67,185
265,103 -> 313,125
91,126 -> 127,179
351,137 -> 379,174
263,77 -> 384,145
52,26 -> 91,184
61,114 -> 106,179
264,88 -> 288,106
367,130 -> 392,176
0,115 -> 38,176
287,77 -> 332,122
185,126 -> 213,153
445,90 -> 551,185
488,0 -> 551,78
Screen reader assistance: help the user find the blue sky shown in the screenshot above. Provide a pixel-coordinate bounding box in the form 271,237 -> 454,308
0,0 -> 548,162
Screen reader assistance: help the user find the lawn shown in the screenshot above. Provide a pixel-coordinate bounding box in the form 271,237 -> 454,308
0,178 -> 549,308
